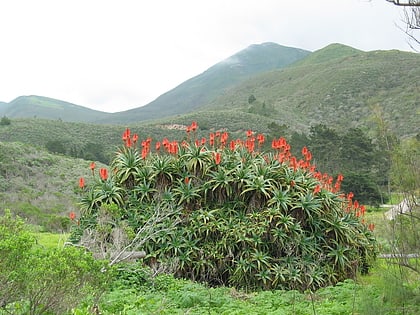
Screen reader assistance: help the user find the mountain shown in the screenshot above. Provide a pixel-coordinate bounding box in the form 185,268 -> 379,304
1,43 -> 418,139
201,44 -> 420,138
96,42 -> 311,124
0,95 -> 111,122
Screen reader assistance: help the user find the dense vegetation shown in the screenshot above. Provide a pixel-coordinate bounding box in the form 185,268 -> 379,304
69,124 -> 377,293
0,122 -> 418,314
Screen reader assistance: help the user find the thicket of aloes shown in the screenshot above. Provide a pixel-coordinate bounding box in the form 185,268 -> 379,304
70,122 -> 377,292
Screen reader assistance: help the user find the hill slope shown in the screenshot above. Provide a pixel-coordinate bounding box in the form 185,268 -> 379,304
0,95 -> 111,122
0,141 -> 98,230
97,42 -> 311,124
202,44 -> 420,138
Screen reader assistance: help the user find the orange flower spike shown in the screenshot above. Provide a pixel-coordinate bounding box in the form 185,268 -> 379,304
69,211 -> 76,221
209,133 -> 215,146
353,200 -> 359,210
213,152 -> 222,165
246,129 -> 253,138
185,177 -> 190,184
257,134 -> 265,145
301,146 -> 308,156
191,121 -> 198,131
132,133 -> 139,144
368,223 -> 375,231
201,138 -> 207,146
155,141 -> 161,151
347,192 -> 354,201
314,185 -> 321,194
90,162 -> 96,175
229,140 -> 235,151
99,168 -> 108,181
271,139 -> 277,150
337,174 -> 344,182
78,177 -> 85,189
122,128 -> 130,141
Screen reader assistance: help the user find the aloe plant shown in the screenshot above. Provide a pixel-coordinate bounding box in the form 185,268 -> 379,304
71,122 -> 378,291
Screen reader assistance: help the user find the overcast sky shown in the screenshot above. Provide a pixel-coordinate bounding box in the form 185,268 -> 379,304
0,0 -> 413,113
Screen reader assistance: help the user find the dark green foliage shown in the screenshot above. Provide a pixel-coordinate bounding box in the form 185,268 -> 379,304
248,94 -> 256,104
45,139 -> 67,154
296,124 -> 387,205
0,116 -> 11,126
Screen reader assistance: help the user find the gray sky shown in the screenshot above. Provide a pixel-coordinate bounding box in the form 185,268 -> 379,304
0,0 -> 412,113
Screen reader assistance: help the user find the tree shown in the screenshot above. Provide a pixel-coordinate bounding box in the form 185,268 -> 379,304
386,0 -> 420,50
0,115 -> 11,126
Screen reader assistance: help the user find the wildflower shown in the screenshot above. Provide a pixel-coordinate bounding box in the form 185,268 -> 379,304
191,121 -> 198,131
368,223 -> 375,231
79,177 -> 85,188
213,152 -> 222,165
314,185 -> 321,194
122,128 -> 130,141
69,211 -> 76,221
132,133 -> 139,144
99,168 -> 108,181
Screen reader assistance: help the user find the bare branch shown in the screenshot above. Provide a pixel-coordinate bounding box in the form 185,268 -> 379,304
386,0 -> 420,6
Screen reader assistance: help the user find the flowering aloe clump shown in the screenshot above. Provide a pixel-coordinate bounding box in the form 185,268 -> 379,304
70,122 -> 377,291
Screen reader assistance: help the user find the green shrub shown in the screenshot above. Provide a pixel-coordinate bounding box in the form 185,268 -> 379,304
0,210 -> 111,315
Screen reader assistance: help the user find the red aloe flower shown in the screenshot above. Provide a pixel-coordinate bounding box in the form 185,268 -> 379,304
246,129 -> 253,138
99,168 -> 108,181
314,185 -> 321,194
155,141 -> 161,151
132,133 -> 139,144
213,152 -> 222,165
90,162 -> 96,175
122,128 -> 130,140
69,211 -> 76,221
191,121 -> 198,131
368,223 -> 375,231
79,177 -> 85,189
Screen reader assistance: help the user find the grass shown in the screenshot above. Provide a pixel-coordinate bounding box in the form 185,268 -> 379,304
33,232 -> 69,248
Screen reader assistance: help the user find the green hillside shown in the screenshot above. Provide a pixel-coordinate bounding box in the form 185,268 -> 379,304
0,95 -> 111,122
0,141 -> 99,230
96,42 -> 311,124
203,44 -> 420,138
0,43 -> 418,139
